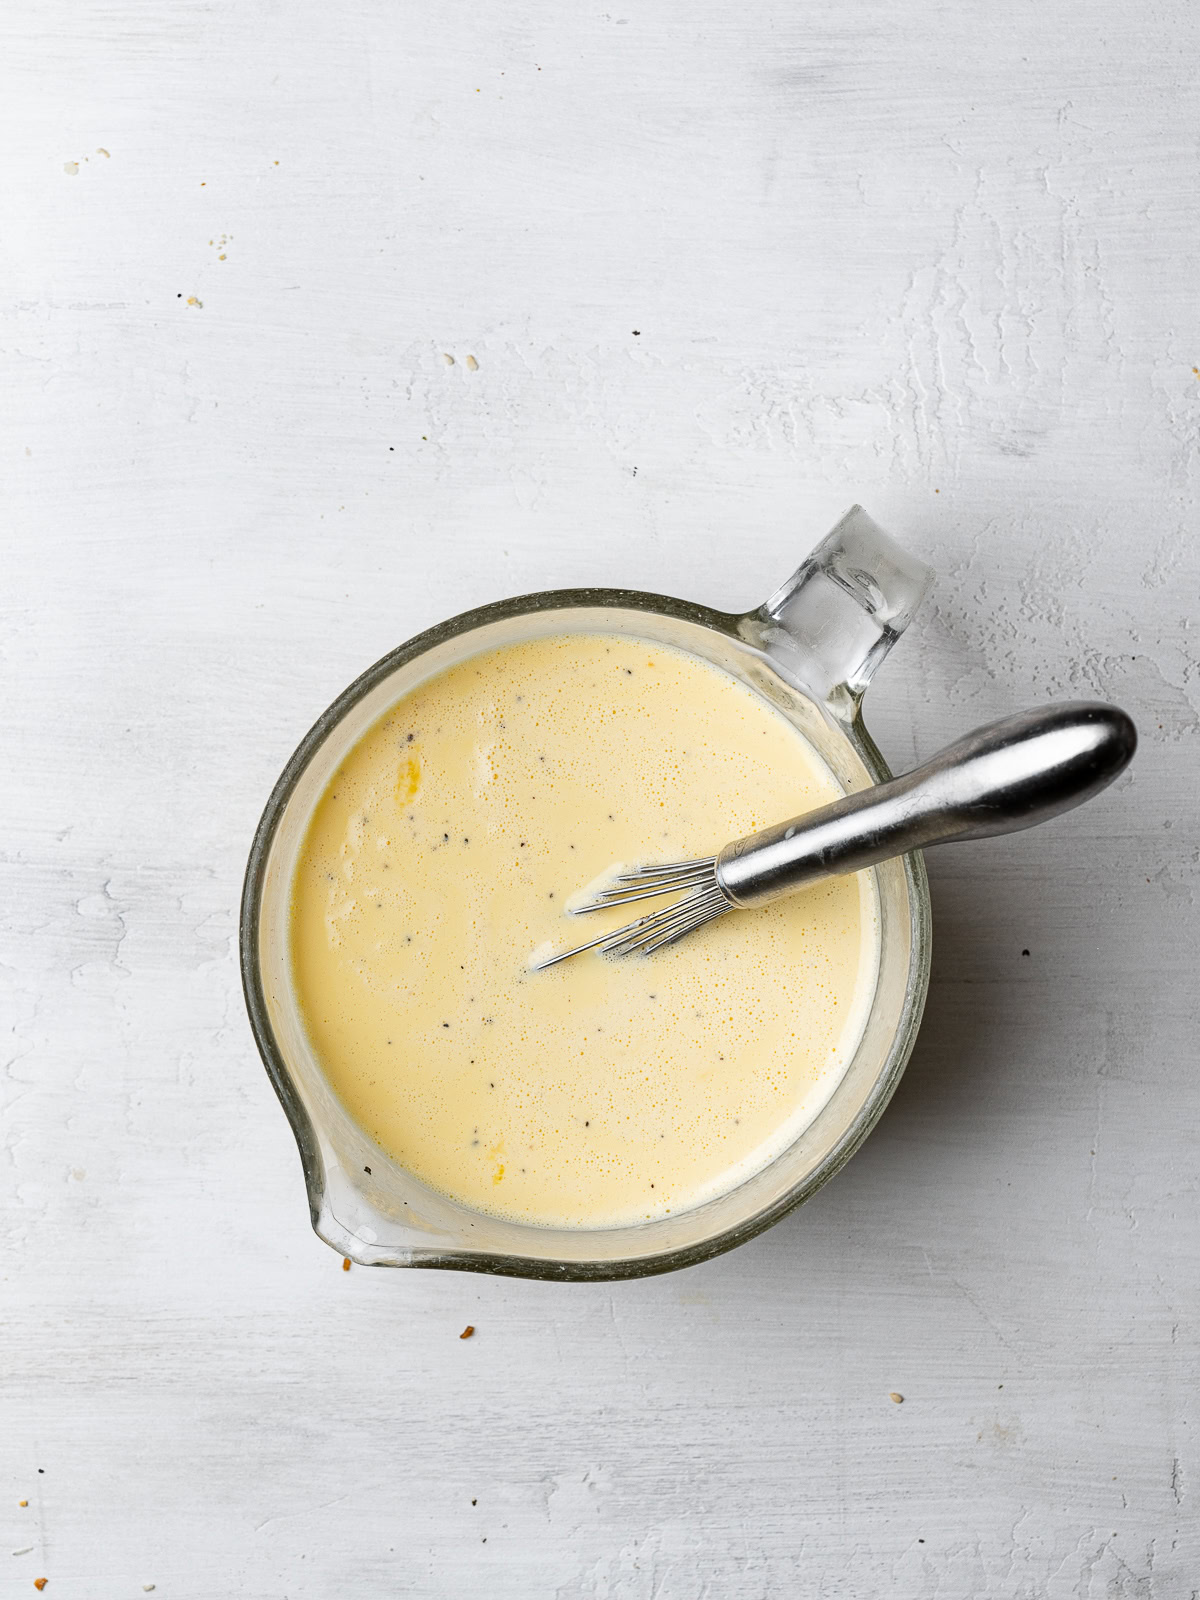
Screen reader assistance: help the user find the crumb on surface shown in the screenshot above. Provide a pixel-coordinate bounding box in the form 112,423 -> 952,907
342,1257 -> 351,1271
35,1582 -> 48,1592
889,1392 -> 904,1404
460,1324 -> 475,1339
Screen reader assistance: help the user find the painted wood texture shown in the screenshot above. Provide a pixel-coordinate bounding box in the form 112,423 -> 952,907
3,1 -> 1197,1594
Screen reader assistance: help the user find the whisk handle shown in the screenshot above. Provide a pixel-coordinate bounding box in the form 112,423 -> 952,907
715,702 -> 1137,910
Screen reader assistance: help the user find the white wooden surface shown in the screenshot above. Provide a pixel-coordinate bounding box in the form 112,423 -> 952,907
3,2 -> 1198,1595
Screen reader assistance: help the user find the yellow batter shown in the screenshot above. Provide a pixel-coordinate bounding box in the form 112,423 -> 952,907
290,633 -> 878,1229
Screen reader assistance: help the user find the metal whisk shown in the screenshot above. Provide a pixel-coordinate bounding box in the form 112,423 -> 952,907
533,702 -> 1136,970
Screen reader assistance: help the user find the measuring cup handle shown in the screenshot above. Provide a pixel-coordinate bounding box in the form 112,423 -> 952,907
749,506 -> 933,711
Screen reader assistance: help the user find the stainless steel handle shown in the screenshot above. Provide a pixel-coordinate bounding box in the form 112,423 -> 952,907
715,702 -> 1138,909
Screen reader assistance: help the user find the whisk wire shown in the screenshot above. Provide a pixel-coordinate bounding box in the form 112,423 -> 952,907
610,887 -> 729,956
533,871 -> 730,969
571,859 -> 716,914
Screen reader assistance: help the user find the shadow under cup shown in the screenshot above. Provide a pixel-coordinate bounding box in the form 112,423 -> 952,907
242,584 -> 931,1280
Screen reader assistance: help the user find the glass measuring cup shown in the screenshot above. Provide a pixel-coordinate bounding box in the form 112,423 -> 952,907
240,507 -> 933,1280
